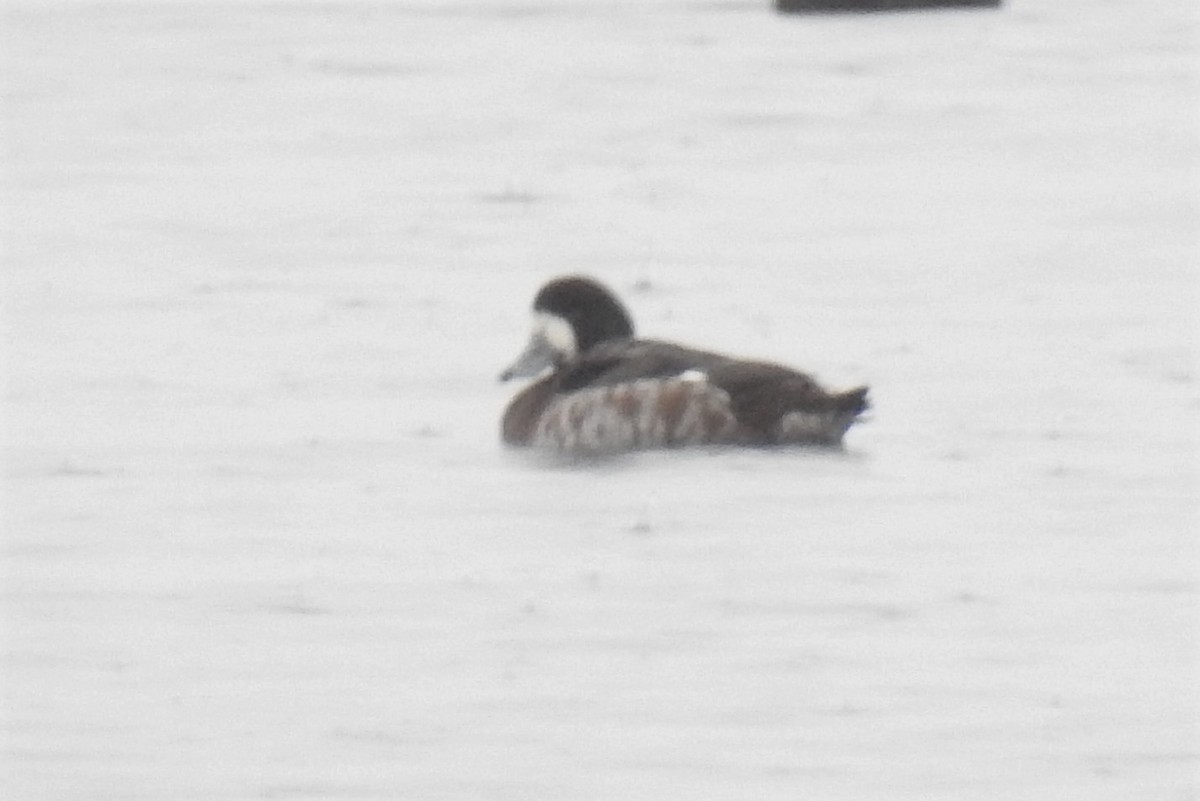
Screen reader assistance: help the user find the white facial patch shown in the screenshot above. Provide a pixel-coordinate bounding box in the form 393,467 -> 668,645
678,369 -> 708,383
533,311 -> 577,359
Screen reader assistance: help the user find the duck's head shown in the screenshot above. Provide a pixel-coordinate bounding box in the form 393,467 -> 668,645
500,276 -> 635,382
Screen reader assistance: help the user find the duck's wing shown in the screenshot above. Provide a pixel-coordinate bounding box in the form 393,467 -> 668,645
557,339 -> 729,392
550,339 -> 869,446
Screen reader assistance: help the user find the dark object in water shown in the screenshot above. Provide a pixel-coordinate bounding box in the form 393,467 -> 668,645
500,276 -> 870,455
776,0 -> 1001,12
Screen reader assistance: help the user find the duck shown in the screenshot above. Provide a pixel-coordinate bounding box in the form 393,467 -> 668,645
499,276 -> 869,454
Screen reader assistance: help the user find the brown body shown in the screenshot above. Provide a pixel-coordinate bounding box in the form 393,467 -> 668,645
502,340 -> 867,455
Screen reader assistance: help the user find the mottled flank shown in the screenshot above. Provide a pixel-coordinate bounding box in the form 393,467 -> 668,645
531,377 -> 739,454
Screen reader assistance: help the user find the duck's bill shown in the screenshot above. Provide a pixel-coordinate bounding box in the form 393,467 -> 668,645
499,333 -> 558,382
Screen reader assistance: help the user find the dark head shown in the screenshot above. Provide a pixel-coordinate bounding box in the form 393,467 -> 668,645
500,276 -> 635,382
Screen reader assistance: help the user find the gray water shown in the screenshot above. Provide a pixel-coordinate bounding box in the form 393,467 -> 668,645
3,1 -> 1197,798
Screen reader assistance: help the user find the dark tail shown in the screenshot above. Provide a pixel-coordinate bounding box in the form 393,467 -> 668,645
836,386 -> 870,417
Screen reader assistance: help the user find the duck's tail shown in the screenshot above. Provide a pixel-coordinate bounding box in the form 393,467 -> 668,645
775,385 -> 870,446
837,386 -> 870,417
